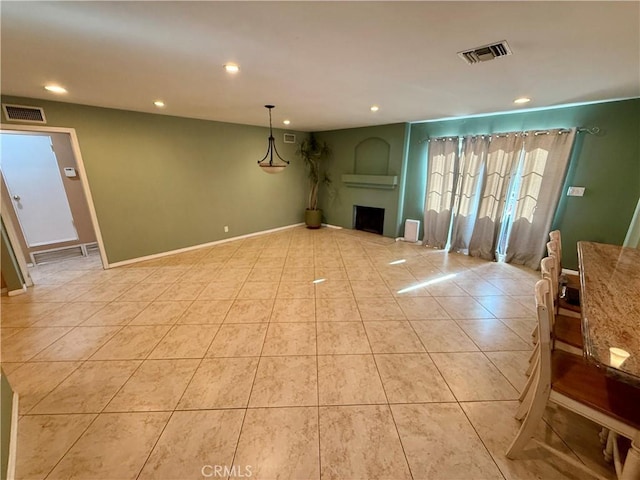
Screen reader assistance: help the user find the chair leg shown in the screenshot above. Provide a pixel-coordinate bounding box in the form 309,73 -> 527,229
507,381 -> 549,458
599,428 -> 610,446
604,431 -> 616,464
621,432 -> 640,480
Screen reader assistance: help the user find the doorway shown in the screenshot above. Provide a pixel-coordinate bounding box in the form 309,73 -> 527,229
0,125 -> 107,285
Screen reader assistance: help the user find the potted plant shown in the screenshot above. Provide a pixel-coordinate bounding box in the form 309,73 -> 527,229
297,134 -> 332,228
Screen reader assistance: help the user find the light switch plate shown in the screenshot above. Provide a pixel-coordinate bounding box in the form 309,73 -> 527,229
567,186 -> 585,197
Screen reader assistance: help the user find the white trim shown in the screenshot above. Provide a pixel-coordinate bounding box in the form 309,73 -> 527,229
321,223 -> 343,230
0,124 -> 110,270
6,392 -> 19,480
7,285 -> 27,297
108,223 -> 305,268
561,268 -> 579,276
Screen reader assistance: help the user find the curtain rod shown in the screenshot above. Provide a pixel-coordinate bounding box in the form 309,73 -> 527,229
419,126 -> 600,144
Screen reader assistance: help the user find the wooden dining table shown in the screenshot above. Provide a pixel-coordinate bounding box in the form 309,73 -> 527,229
577,241 -> 640,480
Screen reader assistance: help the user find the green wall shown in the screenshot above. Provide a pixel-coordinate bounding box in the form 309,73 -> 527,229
0,218 -> 23,292
1,96 -> 307,264
404,98 -> 640,270
316,123 -> 409,237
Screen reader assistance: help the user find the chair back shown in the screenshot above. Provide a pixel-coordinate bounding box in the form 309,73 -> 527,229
533,278 -> 553,389
540,256 -> 559,300
549,230 -> 563,266
546,240 -> 561,277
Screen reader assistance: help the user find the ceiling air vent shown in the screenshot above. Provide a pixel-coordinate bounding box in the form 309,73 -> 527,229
2,104 -> 47,124
283,133 -> 296,144
458,40 -> 512,65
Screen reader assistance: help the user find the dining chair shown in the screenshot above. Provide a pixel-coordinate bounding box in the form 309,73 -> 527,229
547,240 -> 581,318
549,230 -> 581,288
507,278 -> 640,480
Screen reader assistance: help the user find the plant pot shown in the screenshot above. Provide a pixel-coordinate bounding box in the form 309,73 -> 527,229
305,209 -> 322,229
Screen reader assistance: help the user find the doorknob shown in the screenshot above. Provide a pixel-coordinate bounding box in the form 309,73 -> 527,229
12,195 -> 20,201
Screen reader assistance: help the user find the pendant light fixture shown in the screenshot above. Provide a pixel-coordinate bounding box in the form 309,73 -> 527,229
258,105 -> 289,174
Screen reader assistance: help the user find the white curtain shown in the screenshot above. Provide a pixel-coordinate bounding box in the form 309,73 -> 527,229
506,129 -> 576,269
468,134 -> 523,261
423,137 -> 459,248
449,136 -> 490,253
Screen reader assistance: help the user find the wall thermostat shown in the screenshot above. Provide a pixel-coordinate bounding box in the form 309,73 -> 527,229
63,167 -> 77,178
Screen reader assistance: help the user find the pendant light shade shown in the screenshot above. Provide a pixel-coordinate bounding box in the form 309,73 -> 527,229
258,105 -> 289,173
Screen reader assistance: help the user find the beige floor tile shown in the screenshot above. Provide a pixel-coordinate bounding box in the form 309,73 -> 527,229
457,318 -> 533,351
137,266 -> 188,284
16,414 -> 96,480
397,297 -> 451,320
314,256 -> 344,269
1,302 -> 64,327
262,322 -> 316,356
177,299 -> 232,324
499,317 -> 538,343
249,355 -> 317,407
105,359 -> 199,411
248,266 -> 284,282
475,295 -> 535,318
6,361 -> 81,413
315,297 -> 361,321
91,325 -> 171,360
0,361 -> 23,374
356,297 -> 406,320
486,277 -> 537,296
317,354 -> 386,405
116,283 -> 169,302
81,301 -> 149,326
485,350 -> 532,393
139,409 -> 245,479
178,265 -> 219,283
317,322 -> 371,354
31,360 -> 141,414
455,278 -> 505,296
128,300 -> 191,325
363,321 -> 425,353
346,267 -> 383,282
75,283 -> 133,302
271,298 -> 316,322
411,320 -> 479,352
31,302 -> 107,327
277,281 -> 315,299
178,357 -> 258,409
47,412 -> 170,480
461,401 -> 591,480
33,326 -> 121,361
375,353 -> 455,403
159,281 -> 207,301
148,324 -> 219,358
423,280 -> 470,297
197,280 -> 242,300
314,267 -> 348,281
319,405 -> 411,480
224,298 -> 274,323
315,279 -> 354,298
281,266 -> 315,281
207,317 -> 269,353
434,296 -> 495,319
350,280 -> 393,299
1,327 -> 72,362
392,403 -> 503,479
237,281 -> 279,299
234,407 -> 320,480
430,352 -> 519,401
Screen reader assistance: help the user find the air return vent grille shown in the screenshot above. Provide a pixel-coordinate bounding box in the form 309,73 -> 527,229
2,104 -> 47,123
283,133 -> 296,144
31,245 -> 83,265
458,41 -> 512,65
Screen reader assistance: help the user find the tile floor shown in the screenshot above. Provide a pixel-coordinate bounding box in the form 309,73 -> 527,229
1,226 -> 616,480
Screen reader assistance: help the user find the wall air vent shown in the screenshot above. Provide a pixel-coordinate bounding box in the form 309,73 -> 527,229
2,104 -> 47,123
283,133 -> 296,144
458,40 -> 512,65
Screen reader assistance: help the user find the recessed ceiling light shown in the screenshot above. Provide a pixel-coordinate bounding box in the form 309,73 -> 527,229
370,105 -> 379,112
154,100 -> 165,108
224,63 -> 239,73
514,97 -> 531,104
44,85 -> 67,94
283,120 -> 291,125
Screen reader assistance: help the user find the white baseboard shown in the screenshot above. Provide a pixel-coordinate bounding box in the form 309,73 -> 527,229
562,268 -> 579,275
7,285 -> 27,296
108,223 -> 305,268
321,223 -> 343,230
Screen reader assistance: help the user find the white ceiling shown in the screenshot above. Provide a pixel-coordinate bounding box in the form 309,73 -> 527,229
1,1 -> 639,132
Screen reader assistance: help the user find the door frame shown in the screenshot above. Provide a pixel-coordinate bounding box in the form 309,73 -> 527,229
0,124 -> 109,272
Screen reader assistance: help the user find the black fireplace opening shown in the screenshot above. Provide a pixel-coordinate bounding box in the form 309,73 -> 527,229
354,205 -> 384,235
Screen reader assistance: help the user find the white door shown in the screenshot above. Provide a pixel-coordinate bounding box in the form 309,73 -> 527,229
1,133 -> 78,247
